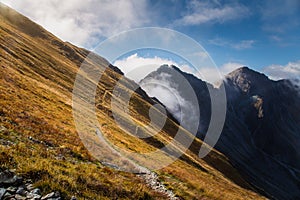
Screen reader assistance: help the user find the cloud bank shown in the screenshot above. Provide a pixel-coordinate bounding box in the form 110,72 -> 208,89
114,54 -> 244,85
139,68 -> 199,133
263,61 -> 300,80
209,38 -> 255,50
113,53 -> 190,82
2,0 -> 149,47
264,61 -> 300,94
175,0 -> 250,26
261,0 -> 300,34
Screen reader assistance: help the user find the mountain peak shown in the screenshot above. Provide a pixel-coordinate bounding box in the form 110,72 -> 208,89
226,66 -> 268,79
225,66 -> 271,93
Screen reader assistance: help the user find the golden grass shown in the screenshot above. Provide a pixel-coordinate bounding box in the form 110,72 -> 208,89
0,129 -> 160,200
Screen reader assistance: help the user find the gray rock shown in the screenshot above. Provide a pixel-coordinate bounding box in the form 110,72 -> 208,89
33,195 -> 42,200
3,191 -> 14,200
0,170 -> 23,187
16,187 -> 26,195
15,194 -> 26,200
54,191 -> 60,197
26,192 -> 41,200
0,188 -> 7,199
6,186 -> 17,193
70,196 -> 77,200
41,191 -> 60,200
31,188 -> 41,195
26,183 -> 35,191
26,193 -> 35,198
24,179 -> 33,184
41,192 -> 55,200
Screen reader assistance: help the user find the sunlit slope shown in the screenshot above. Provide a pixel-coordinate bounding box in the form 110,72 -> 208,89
0,3 -> 266,199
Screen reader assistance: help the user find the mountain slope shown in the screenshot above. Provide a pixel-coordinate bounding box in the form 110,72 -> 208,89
0,3 -> 266,200
221,67 -> 300,199
141,65 -> 300,199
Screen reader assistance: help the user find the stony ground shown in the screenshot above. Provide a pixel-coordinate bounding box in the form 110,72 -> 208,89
0,165 -> 179,200
0,169 -> 77,200
135,166 -> 179,200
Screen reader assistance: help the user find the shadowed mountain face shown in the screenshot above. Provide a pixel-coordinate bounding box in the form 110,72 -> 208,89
222,67 -> 300,200
141,65 -> 300,200
139,65 -> 213,136
225,67 -> 300,169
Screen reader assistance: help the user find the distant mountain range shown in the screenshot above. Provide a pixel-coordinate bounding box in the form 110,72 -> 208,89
140,65 -> 300,199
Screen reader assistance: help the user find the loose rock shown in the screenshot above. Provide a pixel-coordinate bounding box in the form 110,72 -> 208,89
70,196 -> 77,200
41,191 -> 60,200
0,170 -> 23,187
0,170 -> 62,200
136,166 -> 179,200
6,186 -> 17,193
26,192 -> 41,199
31,188 -> 41,195
3,191 -> 14,199
15,194 -> 26,200
26,183 -> 35,191
16,187 -> 26,195
0,188 -> 7,199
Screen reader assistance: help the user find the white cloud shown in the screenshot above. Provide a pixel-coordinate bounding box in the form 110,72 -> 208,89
261,0 -> 299,19
263,61 -> 300,95
263,61 -> 300,80
113,53 -> 220,84
1,0 -> 149,47
193,62 -> 245,84
175,0 -> 249,26
113,53 -> 190,82
139,70 -> 199,132
220,62 -> 245,74
190,51 -> 209,59
209,38 -> 255,50
231,40 -> 255,50
114,54 -> 244,85
270,35 -> 282,42
260,0 -> 300,35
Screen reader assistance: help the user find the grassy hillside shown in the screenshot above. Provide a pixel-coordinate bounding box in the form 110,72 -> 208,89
0,3 -> 266,199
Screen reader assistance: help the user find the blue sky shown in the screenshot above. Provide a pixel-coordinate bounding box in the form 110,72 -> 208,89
2,0 -> 300,81
151,0 -> 300,70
